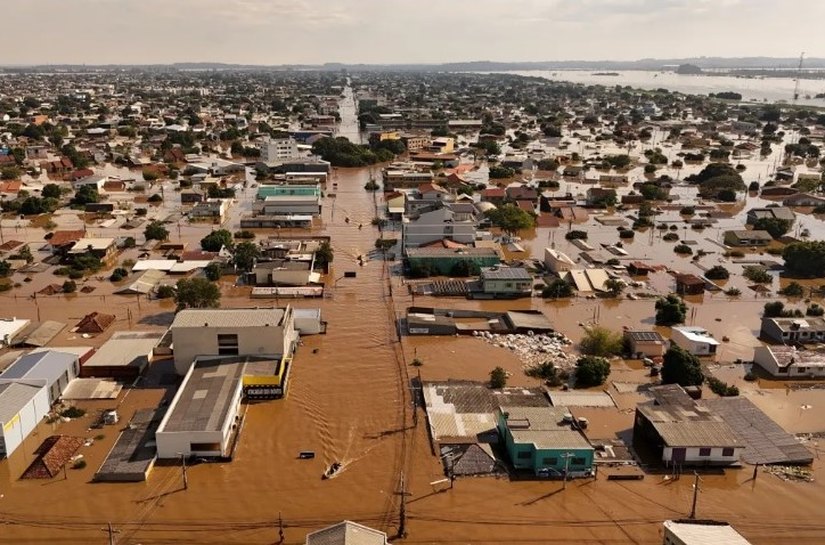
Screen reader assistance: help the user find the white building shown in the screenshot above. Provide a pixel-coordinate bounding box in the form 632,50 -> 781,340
154,358 -> 245,458
305,520 -> 388,545
670,327 -> 720,357
544,248 -> 575,274
259,137 -> 301,163
0,317 -> 30,346
259,195 -> 322,216
402,207 -> 477,250
663,520 -> 753,545
753,345 -> 825,378
169,307 -> 297,375
0,350 -> 79,404
0,382 -> 49,458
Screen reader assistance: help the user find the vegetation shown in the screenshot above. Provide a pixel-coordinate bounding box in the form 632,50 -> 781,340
109,268 -> 128,282
565,230 -> 588,241
661,346 -> 704,387
704,265 -> 730,280
174,277 -> 221,310
144,221 -> 169,241
783,241 -> 825,278
603,278 -> 625,297
312,136 -> 392,167
484,204 -> 535,237
489,367 -> 508,389
525,361 -> 564,387
201,229 -> 234,252
364,179 -> 380,191
806,304 -> 825,317
779,281 -> 805,297
674,243 -> 693,255
156,285 -> 175,299
763,301 -> 803,318
685,163 -> 745,200
655,294 -> 687,325
706,376 -> 739,397
488,165 -> 516,179
541,278 -> 573,298
743,266 -> 772,284
315,241 -> 334,271
579,326 -> 623,357
70,185 -> 100,207
574,356 -> 611,388
232,241 -> 260,272
204,262 -> 222,281
752,217 -> 791,239
62,280 -> 77,293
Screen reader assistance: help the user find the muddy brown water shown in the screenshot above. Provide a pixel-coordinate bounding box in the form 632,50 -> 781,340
1,167 -> 825,544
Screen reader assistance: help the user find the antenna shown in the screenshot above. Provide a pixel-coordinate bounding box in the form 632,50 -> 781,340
792,52 -> 805,105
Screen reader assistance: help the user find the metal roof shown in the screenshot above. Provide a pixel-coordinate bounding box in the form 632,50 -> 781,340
306,521 -> 388,545
171,308 -> 287,329
0,350 -> 77,385
83,332 -> 162,369
501,405 -> 593,451
637,399 -> 742,448
663,521 -> 753,545
0,382 -> 44,424
625,331 -> 665,342
480,267 -> 532,280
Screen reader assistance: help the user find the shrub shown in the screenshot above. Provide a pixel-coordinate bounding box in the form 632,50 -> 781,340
72,459 -> 87,469
674,244 -> 693,255
156,285 -> 175,299
743,266 -> 772,284
779,282 -> 805,297
725,287 -> 741,296
656,294 -> 687,325
707,376 -> 739,397
580,326 -> 623,357
489,367 -> 508,388
663,232 -> 679,242
661,346 -> 704,386
542,278 -> 573,298
565,230 -> 588,241
705,266 -> 730,280
60,406 -> 86,418
575,356 -> 611,388
525,361 -> 563,386
806,304 -> 825,317
234,230 -> 255,239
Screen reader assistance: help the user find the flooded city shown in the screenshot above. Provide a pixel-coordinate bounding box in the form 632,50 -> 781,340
1,10 -> 825,545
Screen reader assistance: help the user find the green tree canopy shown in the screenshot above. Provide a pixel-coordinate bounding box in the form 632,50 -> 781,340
71,185 -> 100,207
489,366 -> 508,389
485,204 -> 535,237
233,241 -> 260,272
575,356 -> 611,388
661,346 -> 704,387
200,229 -> 234,252
783,241 -> 825,278
144,221 -> 169,241
175,277 -> 221,311
579,326 -> 623,357
752,217 -> 791,239
655,294 -> 687,325
41,183 -> 62,200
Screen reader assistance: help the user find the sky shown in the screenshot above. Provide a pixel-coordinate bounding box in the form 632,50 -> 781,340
1,0 -> 823,65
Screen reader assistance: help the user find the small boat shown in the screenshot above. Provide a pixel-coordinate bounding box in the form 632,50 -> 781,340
298,451 -> 315,459
322,462 -> 342,480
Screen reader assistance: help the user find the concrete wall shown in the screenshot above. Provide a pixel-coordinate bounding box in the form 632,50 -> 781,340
671,330 -> 717,356
663,446 -> 741,465
172,324 -> 288,375
402,222 -> 476,248
482,278 -> 532,294
0,386 -> 49,458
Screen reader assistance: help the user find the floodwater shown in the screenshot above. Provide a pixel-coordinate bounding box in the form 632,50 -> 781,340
505,70 -> 825,106
3,98 -> 825,545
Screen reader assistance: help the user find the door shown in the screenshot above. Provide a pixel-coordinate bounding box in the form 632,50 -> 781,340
672,448 -> 686,463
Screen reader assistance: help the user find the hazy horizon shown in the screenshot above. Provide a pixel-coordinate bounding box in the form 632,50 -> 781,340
1,0 -> 822,66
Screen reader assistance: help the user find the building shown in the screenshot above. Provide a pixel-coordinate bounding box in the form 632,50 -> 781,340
305,521 -> 388,545
0,382 -> 49,458
402,207 -> 477,250
256,186 -> 322,217
497,405 -> 594,477
73,174 -> 107,191
634,385 -> 743,467
430,137 -> 455,153
406,247 -> 500,276
675,274 -> 705,295
400,134 -> 430,152
760,317 -> 825,344
723,230 -> 772,247
81,331 -> 162,379
624,330 -> 667,358
671,327 -> 720,357
259,137 -> 300,163
746,206 -> 795,225
154,358 -> 245,459
479,266 -> 532,298
189,199 -> 230,222
0,317 -> 31,346
544,248 -> 575,274
783,192 -> 825,207
663,520 -> 753,545
68,238 -> 117,260
0,350 -> 79,404
75,312 -> 116,335
252,260 -> 320,287
169,307 -> 297,375
753,345 -> 825,378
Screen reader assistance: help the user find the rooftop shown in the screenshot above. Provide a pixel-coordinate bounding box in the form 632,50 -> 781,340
480,266 -> 532,281
305,520 -> 388,545
0,350 -> 77,385
764,316 -> 825,332
0,382 -> 44,424
625,330 -> 666,343
766,345 -> 825,368
159,359 -> 245,433
663,521 -> 753,545
171,308 -> 287,329
672,326 -> 721,346
500,405 -> 592,451
83,331 -> 162,369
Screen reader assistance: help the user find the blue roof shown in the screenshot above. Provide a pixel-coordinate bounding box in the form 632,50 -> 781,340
0,351 -> 77,385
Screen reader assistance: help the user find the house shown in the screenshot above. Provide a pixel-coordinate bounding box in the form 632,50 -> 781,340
760,317 -> 825,344
753,345 -> 825,378
190,199 -> 230,222
671,326 -> 720,357
402,207 -> 477,250
633,385 -> 743,467
72,174 -> 107,191
417,182 -> 453,202
480,187 -> 506,206
497,405 -> 594,478
783,192 -> 825,207
627,262 -> 657,276
746,206 -> 795,225
81,331 -> 162,379
46,230 -> 86,253
506,185 -> 538,202
675,273 -> 705,295
0,317 -> 32,346
305,521 -> 388,545
624,330 -> 667,358
586,187 -> 617,206
544,248 -> 576,274
0,382 -> 50,458
180,190 -> 205,204
74,312 -> 116,334
0,350 -> 79,405
430,137 -> 455,154
479,266 -> 532,298
663,520 -> 753,545
385,191 -> 405,220
252,260 -> 320,287
406,247 -> 500,276
723,230 -> 772,247
169,307 -> 297,376
68,237 -> 117,261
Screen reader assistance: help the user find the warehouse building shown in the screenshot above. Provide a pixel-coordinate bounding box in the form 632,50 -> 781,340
0,350 -> 79,404
81,331 -> 162,379
0,382 -> 49,458
663,520 -> 753,545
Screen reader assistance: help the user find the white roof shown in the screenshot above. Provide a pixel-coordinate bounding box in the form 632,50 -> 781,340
663,521 -> 752,545
169,261 -> 212,273
69,238 -> 115,253
171,308 -> 287,329
131,260 -> 178,272
0,318 -> 31,343
545,247 -> 575,265
673,326 -> 721,346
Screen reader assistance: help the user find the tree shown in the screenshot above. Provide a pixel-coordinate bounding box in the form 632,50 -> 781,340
655,294 -> 687,325
204,262 -> 222,281
575,356 -> 611,388
144,221 -> 169,241
542,278 -> 573,298
752,217 -> 791,239
579,326 -> 623,357
200,229 -> 233,252
661,346 -> 704,387
315,241 -> 334,271
62,280 -> 77,294
42,183 -> 62,199
485,204 -> 535,237
779,281 -> 805,297
783,241 -> 825,278
233,241 -> 260,272
488,165 -> 515,179
174,277 -> 221,310
489,367 -> 508,389
704,265 -> 730,280
604,278 -> 625,297
71,185 -> 100,207
743,266 -> 772,284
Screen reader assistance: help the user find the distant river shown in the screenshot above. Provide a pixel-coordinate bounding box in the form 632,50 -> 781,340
500,70 -> 825,106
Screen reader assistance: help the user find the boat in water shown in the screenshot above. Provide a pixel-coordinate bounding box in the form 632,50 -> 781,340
322,462 -> 342,480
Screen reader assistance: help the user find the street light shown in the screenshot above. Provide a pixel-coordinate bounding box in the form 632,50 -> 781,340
560,452 -> 574,490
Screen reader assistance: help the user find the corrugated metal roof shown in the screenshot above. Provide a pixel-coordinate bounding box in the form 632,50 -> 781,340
306,521 -> 388,545
664,521 -> 753,545
0,382 -> 44,423
171,308 -> 286,329
0,350 -> 76,385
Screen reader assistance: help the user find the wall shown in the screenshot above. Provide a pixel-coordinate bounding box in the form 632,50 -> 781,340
0,386 -> 49,458
482,278 -> 532,294
662,446 -> 741,465
172,325 -> 287,375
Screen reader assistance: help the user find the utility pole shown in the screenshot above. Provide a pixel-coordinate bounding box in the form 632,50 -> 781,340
180,453 -> 188,490
561,452 -> 574,490
102,523 -> 119,545
689,471 -> 700,519
397,471 -> 408,538
278,511 -> 285,544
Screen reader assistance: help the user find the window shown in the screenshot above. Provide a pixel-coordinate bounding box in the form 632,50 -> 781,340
517,451 -> 532,460
190,442 -> 222,452
699,447 -> 711,456
542,457 -> 558,466
797,367 -> 808,373
572,457 -> 585,466
722,447 -> 735,457
217,334 -> 239,356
